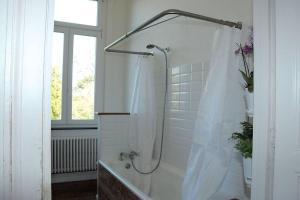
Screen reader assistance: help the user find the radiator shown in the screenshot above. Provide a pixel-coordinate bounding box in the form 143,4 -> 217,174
51,137 -> 98,174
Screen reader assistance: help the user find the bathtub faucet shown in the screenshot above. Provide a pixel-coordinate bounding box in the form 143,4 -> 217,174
119,152 -> 128,161
129,151 -> 139,160
119,151 -> 139,161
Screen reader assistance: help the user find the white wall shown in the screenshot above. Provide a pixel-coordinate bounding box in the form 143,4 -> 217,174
102,0 -> 131,112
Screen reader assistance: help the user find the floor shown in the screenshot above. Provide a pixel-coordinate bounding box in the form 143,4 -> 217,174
52,180 -> 97,200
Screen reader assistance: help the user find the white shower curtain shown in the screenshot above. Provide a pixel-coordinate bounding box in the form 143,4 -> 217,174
129,56 -> 158,194
182,27 -> 245,200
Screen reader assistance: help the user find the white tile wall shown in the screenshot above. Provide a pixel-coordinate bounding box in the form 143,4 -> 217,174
163,61 -> 209,170
98,116 -> 130,162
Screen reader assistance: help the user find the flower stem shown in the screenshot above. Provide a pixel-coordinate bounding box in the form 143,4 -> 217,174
240,44 -> 250,77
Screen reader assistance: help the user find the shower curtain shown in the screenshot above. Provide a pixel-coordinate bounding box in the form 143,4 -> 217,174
129,56 -> 159,194
182,26 -> 245,200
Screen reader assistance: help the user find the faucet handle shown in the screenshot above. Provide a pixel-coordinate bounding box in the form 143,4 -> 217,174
119,152 -> 128,161
129,151 -> 139,160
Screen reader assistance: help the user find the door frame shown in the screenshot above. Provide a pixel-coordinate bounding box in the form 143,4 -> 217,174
252,0 -> 276,199
0,0 -> 54,199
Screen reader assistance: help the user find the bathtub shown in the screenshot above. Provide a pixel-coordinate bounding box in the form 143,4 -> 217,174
98,160 -> 184,200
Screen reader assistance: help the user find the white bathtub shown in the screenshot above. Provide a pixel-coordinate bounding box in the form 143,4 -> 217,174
100,160 -> 184,200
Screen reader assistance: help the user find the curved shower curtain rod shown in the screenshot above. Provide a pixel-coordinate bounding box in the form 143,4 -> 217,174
104,9 -> 242,56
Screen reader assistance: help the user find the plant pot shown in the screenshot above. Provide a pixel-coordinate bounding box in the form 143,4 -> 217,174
245,89 -> 253,118
243,157 -> 252,186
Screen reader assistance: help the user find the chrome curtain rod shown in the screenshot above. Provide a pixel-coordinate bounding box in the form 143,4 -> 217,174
104,9 -> 242,56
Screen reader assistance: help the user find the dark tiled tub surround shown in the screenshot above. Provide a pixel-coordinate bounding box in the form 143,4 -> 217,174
97,161 -> 142,200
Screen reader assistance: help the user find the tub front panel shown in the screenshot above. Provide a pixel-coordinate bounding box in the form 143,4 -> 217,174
98,160 -> 184,200
98,162 -> 141,200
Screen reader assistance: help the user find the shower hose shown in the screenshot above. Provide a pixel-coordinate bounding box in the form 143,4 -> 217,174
130,47 -> 168,175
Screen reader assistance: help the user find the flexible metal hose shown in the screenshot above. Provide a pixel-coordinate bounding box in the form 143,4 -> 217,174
130,48 -> 168,175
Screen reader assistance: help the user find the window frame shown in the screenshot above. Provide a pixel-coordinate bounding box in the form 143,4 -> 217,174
51,1 -> 104,128
54,0 -> 102,28
51,27 -> 69,125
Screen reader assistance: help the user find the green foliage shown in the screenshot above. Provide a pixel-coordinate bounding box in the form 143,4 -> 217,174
51,66 -> 95,120
231,121 -> 253,158
72,74 -> 94,120
240,70 -> 253,92
51,65 -> 62,120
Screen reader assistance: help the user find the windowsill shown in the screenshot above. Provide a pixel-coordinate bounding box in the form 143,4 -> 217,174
51,123 -> 98,130
51,126 -> 98,130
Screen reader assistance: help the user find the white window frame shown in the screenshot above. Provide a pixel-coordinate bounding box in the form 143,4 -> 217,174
51,1 -> 104,128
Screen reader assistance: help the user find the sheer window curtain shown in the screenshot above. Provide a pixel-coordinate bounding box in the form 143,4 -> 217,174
182,26 -> 246,200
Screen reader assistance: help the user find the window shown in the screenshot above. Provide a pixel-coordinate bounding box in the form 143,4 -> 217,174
51,32 -> 64,120
54,0 -> 98,26
72,35 -> 96,120
51,0 -> 102,127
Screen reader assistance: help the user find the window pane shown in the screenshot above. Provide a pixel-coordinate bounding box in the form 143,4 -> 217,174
54,0 -> 98,26
72,35 -> 96,120
51,32 -> 64,120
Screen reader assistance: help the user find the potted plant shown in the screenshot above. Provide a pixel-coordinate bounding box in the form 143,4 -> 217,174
235,29 -> 254,117
231,121 -> 253,186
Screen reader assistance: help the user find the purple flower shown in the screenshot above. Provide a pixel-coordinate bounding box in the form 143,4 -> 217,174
242,44 -> 253,55
235,41 -> 253,56
235,27 -> 254,56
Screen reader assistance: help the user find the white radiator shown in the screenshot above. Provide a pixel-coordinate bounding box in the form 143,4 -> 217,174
51,137 -> 98,174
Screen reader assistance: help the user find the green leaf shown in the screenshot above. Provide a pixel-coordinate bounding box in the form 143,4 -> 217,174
231,121 -> 253,158
239,70 -> 250,83
240,70 -> 254,92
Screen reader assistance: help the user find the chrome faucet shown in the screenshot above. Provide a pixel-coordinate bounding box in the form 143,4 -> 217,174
128,151 -> 139,160
119,152 -> 128,161
119,151 -> 139,161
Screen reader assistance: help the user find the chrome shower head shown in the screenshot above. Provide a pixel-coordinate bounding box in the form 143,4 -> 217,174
146,44 -> 169,54
146,44 -> 156,49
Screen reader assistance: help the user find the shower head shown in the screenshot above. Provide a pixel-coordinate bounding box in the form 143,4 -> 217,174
146,44 -> 169,54
146,44 -> 156,49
